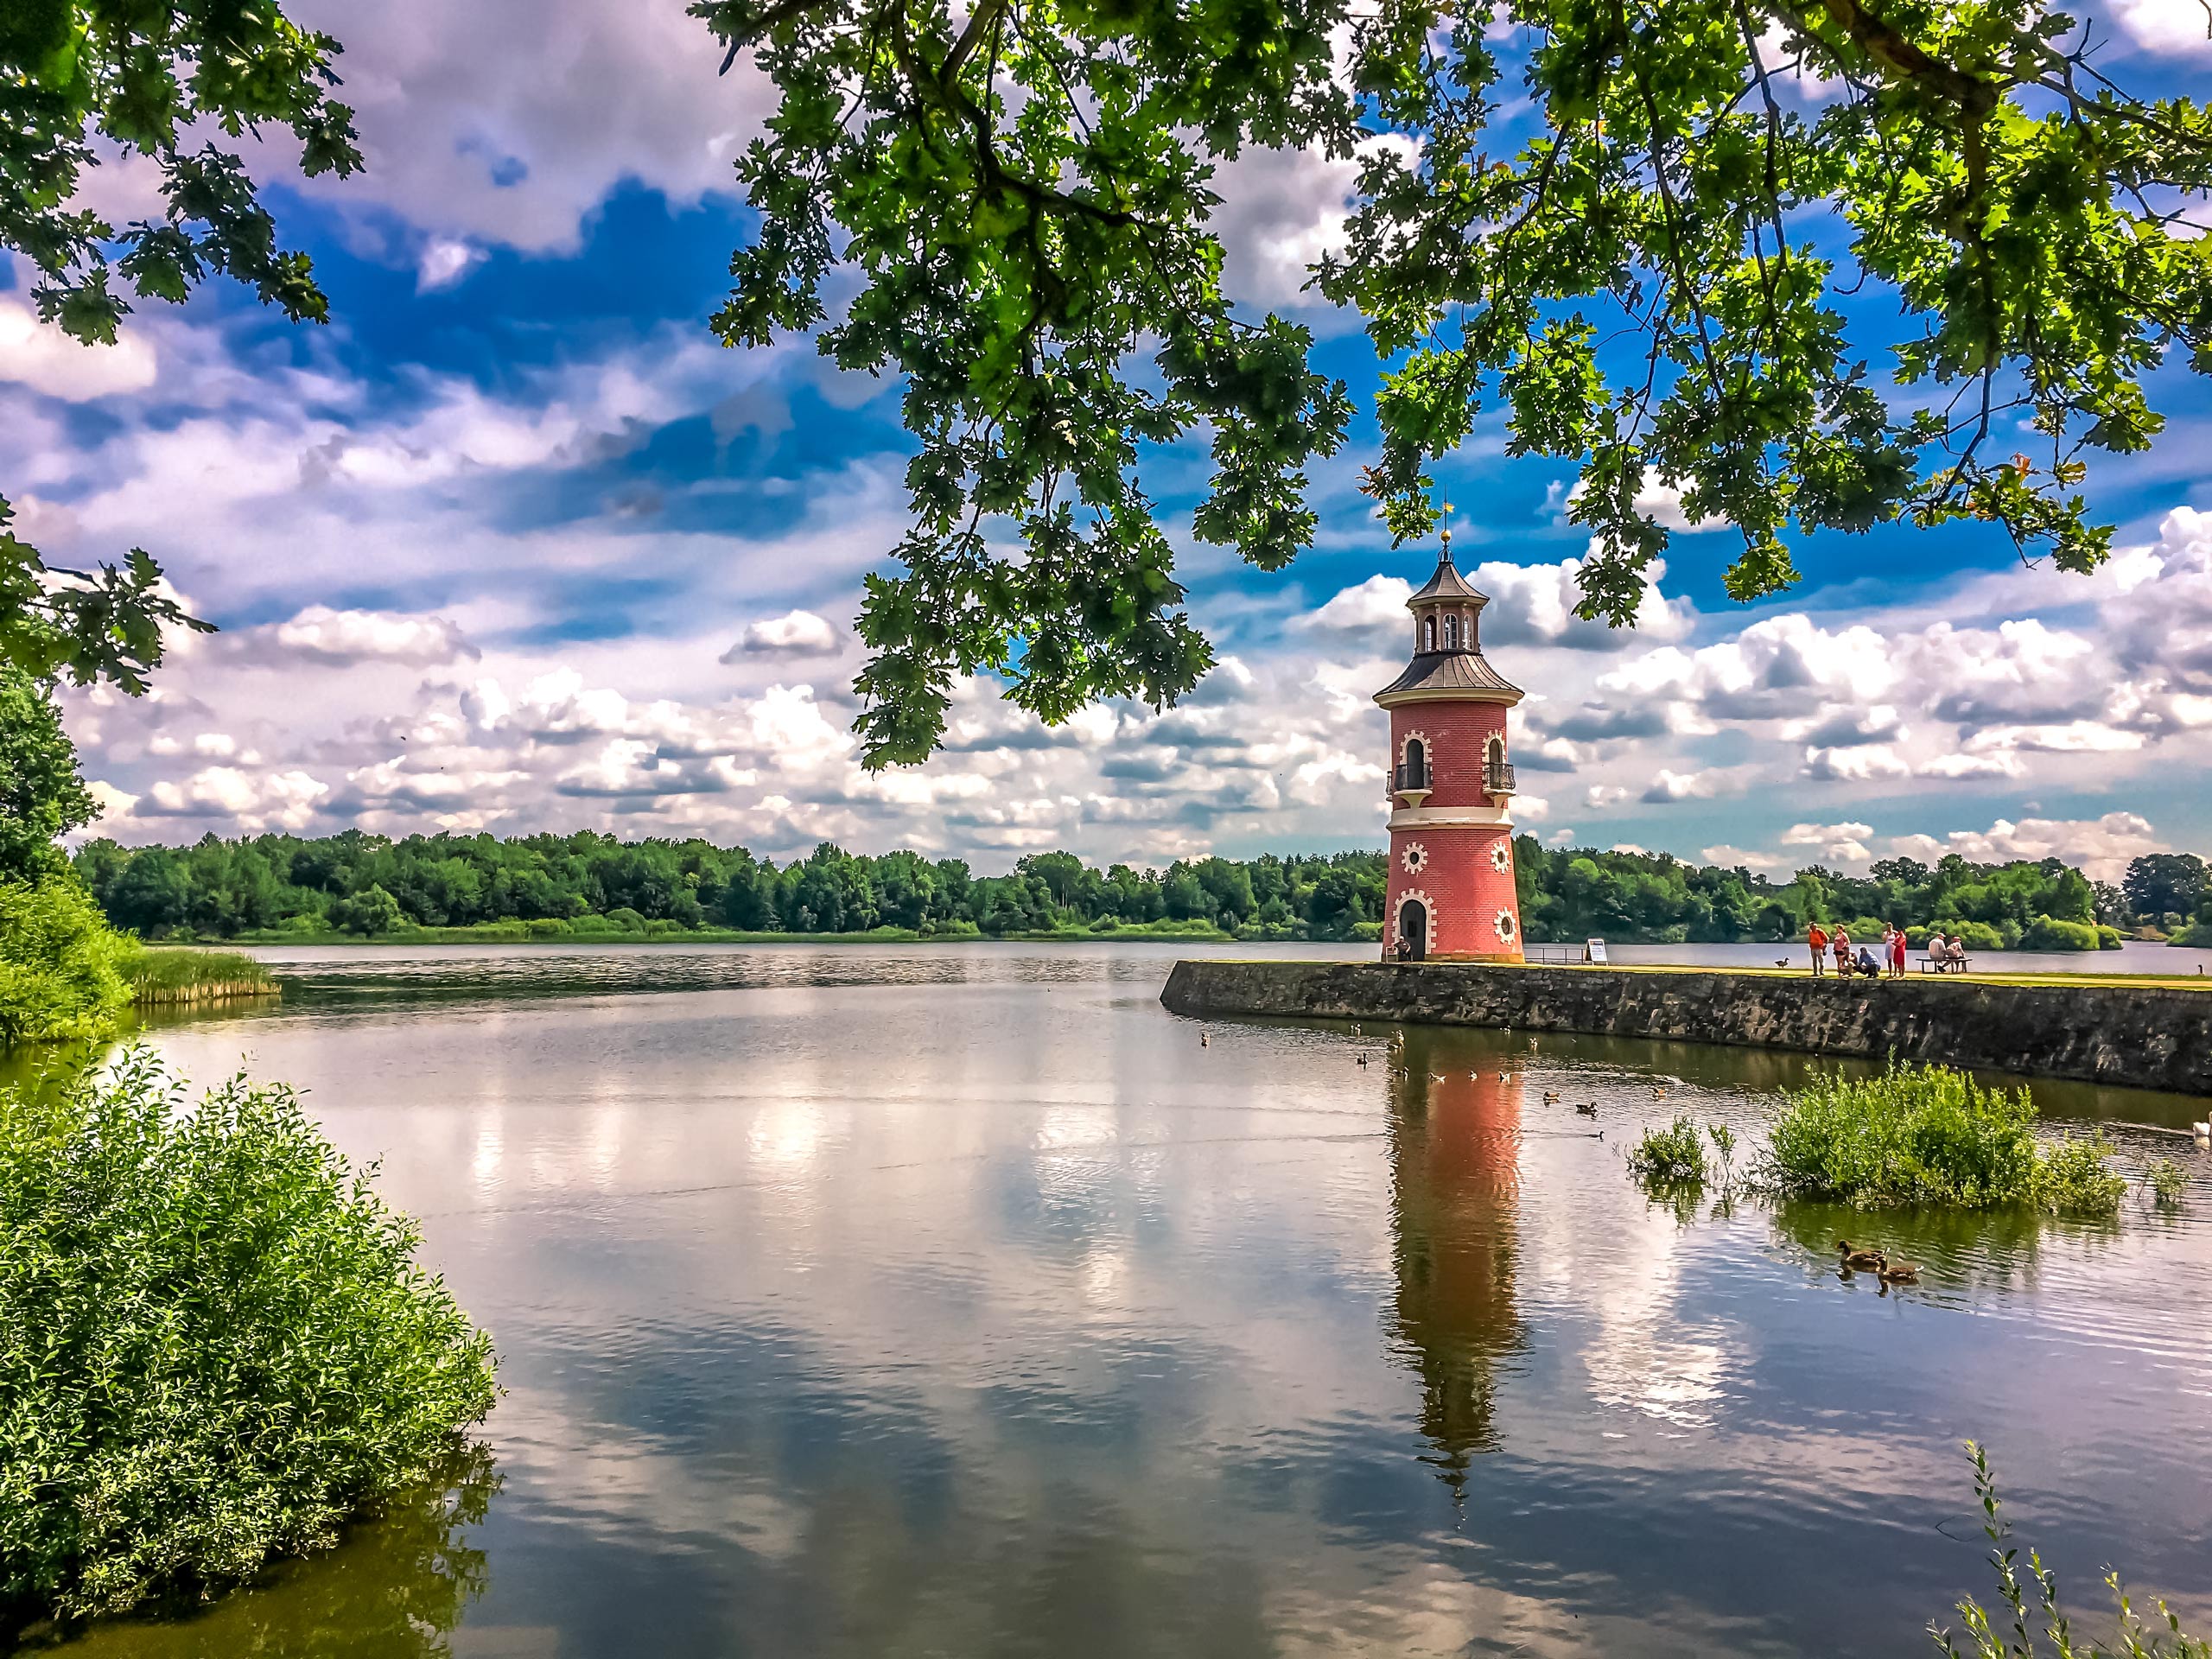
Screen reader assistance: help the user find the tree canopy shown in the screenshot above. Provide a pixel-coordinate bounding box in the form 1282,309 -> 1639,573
0,665 -> 97,882
0,0 -> 359,691
697,0 -> 2212,764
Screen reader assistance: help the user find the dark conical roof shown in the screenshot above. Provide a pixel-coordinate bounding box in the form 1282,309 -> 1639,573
1408,551 -> 1488,607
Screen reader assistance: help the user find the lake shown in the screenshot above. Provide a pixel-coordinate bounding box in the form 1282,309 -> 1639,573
40,942 -> 2212,1656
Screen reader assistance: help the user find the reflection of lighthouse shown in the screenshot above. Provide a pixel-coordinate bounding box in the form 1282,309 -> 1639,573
1376,512 -> 1526,962
1387,1029 -> 1524,1491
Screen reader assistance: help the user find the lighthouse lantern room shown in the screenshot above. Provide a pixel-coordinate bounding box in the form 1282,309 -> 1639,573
1376,513 -> 1524,963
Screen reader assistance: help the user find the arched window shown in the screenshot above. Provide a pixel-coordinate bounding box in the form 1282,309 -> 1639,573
1422,616 -> 1436,651
1443,614 -> 1460,650
1403,738 -> 1428,791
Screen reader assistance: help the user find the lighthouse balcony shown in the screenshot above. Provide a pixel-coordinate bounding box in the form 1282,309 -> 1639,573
1484,760 -> 1517,796
1391,760 -> 1432,805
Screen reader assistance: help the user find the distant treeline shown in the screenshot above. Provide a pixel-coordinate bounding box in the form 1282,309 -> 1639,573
69,830 -> 2185,950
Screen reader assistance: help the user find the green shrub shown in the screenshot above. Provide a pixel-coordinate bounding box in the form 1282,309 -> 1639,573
1627,1116 -> 1709,1185
601,906 -> 648,933
2020,915 -> 2100,951
0,876 -> 127,1047
2094,925 -> 2124,950
2149,1158 -> 2189,1208
0,1050 -> 497,1630
1761,1062 -> 2123,1214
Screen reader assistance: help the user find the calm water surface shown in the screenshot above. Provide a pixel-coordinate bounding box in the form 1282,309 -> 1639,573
40,943 -> 2212,1656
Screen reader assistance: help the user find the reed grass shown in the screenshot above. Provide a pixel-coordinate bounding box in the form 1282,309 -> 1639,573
115,944 -> 278,1006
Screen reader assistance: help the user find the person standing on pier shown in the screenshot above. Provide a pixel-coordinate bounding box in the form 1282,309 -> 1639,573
1807,922 -> 1827,976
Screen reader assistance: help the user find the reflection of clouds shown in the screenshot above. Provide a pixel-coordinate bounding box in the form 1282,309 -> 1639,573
1567,1215 -> 1736,1427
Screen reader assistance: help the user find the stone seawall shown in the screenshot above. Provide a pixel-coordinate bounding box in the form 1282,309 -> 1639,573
1160,960 -> 2212,1096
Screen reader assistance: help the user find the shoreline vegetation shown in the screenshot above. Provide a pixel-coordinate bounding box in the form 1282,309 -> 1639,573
0,1051 -> 496,1638
115,943 -> 280,1005
71,830 -> 2196,954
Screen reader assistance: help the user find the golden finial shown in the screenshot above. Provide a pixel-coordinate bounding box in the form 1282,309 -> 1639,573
1440,502 -> 1454,557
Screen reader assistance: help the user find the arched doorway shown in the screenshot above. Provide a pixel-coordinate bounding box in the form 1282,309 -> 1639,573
1400,899 -> 1429,961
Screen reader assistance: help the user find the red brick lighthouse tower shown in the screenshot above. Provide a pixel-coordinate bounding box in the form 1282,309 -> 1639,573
1377,515 -> 1525,962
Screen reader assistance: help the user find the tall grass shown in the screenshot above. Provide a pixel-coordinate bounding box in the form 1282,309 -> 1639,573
0,1050 -> 496,1632
1936,1441 -> 2208,1658
113,942 -> 278,1005
1761,1062 -> 2125,1215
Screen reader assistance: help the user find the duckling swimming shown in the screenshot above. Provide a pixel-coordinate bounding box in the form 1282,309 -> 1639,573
1575,1101 -> 1598,1117
1543,1090 -> 1560,1104
1877,1257 -> 1920,1284
1836,1240 -> 1885,1272
1200,1032 -> 1210,1048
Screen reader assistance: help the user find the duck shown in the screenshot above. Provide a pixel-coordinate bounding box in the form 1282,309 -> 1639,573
1543,1090 -> 1560,1104
1774,957 -> 1790,969
1877,1257 -> 1920,1284
1837,1240 -> 1886,1272
2193,1119 -> 2210,1139
1575,1101 -> 1598,1118
1497,1070 -> 1511,1082
1650,1086 -> 1667,1099
1200,1032 -> 1210,1048
1356,1053 -> 1370,1068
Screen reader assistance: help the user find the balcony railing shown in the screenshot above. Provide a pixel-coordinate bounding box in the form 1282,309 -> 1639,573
1393,761 -> 1430,793
1485,760 -> 1516,796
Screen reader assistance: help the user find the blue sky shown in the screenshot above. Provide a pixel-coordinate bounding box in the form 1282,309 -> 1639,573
7,0 -> 2211,880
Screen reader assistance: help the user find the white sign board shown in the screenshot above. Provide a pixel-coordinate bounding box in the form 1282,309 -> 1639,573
1585,938 -> 1609,965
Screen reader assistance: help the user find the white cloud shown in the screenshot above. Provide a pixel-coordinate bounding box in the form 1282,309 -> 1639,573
1802,743 -> 1910,782
0,300 -> 157,399
145,766 -> 330,830
228,606 -> 479,667
1886,813 -> 2163,883
2107,0 -> 2212,53
1701,844 -> 1783,869
1641,767 -> 1716,803
722,609 -> 841,660
1782,819 -> 1875,865
416,238 -> 486,291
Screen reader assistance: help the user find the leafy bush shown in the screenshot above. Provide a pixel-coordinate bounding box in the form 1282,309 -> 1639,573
1936,1441 -> 2208,1659
1627,1116 -> 1709,1185
0,1051 -> 497,1630
2095,925 -> 2124,950
2149,1158 -> 2188,1208
2020,916 -> 2100,952
1762,1063 -> 2123,1214
0,875 -> 127,1047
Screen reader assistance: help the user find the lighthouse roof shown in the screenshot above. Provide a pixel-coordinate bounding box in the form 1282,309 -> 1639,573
1375,647 -> 1523,702
1407,551 -> 1487,607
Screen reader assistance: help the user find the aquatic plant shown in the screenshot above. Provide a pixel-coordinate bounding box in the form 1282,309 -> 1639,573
2147,1159 -> 2189,1209
1626,1116 -> 1708,1186
1935,1441 -> 2208,1659
1761,1063 -> 2124,1216
112,943 -> 277,1006
0,1050 -> 497,1634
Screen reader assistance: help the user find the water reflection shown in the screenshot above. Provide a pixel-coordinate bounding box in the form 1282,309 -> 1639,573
1386,1029 -> 1525,1488
37,1451 -> 498,1658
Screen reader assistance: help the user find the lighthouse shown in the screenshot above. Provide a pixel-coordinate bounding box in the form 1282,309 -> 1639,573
1376,516 -> 1525,963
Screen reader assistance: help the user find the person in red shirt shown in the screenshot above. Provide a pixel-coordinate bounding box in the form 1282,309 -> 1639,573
1808,922 -> 1827,976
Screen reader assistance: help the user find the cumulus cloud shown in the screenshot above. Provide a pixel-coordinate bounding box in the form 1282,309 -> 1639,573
0,300 -> 157,399
2107,0 -> 2212,53
1783,820 -> 1875,865
1885,813 -> 2163,883
226,606 -> 480,668
1641,768 -> 1717,803
1701,844 -> 1783,869
721,609 -> 842,661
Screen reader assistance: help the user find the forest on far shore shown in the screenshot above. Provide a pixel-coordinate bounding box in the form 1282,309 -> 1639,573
71,831 -> 2212,953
